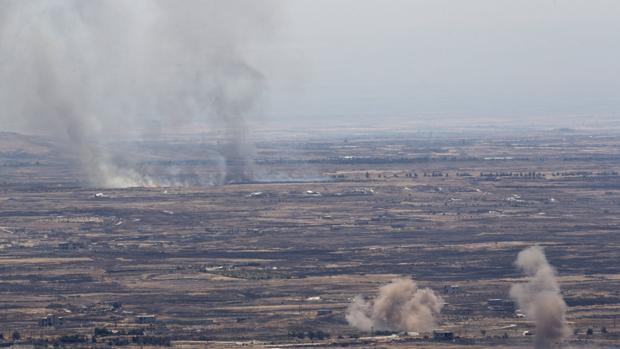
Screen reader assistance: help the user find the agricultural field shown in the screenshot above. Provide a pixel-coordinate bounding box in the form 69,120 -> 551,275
0,129 -> 619,348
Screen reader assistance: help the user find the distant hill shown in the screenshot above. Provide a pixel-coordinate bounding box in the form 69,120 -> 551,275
0,132 -> 55,157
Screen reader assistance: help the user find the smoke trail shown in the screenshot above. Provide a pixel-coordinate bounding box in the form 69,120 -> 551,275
510,246 -> 570,349
0,0 -> 276,187
346,277 -> 444,333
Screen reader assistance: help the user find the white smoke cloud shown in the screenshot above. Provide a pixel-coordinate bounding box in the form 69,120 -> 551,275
510,246 -> 571,349
0,0 -> 278,187
346,277 -> 444,333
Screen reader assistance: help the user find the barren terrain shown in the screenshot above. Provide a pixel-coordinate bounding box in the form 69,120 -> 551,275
0,129 -> 619,348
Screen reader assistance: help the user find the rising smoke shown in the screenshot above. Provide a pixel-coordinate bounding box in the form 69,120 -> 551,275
346,277 -> 444,333
0,0 -> 277,187
510,246 -> 571,349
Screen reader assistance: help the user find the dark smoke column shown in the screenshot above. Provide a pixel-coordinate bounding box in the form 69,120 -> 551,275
510,246 -> 570,349
0,1 -> 276,187
221,138 -> 254,184
211,60 -> 264,184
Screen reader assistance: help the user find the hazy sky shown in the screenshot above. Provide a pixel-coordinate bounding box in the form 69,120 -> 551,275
1,1 -> 619,134
257,0 -> 620,127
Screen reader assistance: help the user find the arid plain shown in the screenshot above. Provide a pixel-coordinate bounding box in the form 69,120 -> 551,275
0,128 -> 619,348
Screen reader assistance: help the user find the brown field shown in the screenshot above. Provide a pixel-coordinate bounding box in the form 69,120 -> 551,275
0,128 -> 619,348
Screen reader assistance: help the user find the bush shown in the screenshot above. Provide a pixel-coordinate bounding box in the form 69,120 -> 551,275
315,330 -> 329,340
58,334 -> 86,344
109,337 -> 130,346
127,328 -> 145,336
132,336 -> 171,346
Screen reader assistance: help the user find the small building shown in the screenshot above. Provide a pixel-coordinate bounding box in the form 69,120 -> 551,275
444,285 -> 461,294
39,314 -> 63,327
433,330 -> 454,341
58,241 -> 82,250
487,298 -> 516,312
136,315 -> 157,324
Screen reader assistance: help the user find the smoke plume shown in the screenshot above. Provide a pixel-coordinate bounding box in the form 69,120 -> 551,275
346,277 -> 444,333
0,0 -> 277,187
510,246 -> 570,349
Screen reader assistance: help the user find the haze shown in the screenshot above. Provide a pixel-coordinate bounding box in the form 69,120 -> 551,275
2,0 -> 620,134
1,2 -> 620,347
264,0 -> 620,128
